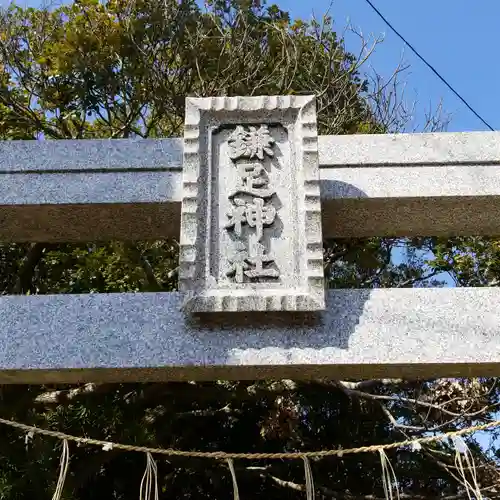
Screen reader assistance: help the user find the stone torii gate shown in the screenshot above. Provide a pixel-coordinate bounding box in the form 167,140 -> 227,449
1,94 -> 500,384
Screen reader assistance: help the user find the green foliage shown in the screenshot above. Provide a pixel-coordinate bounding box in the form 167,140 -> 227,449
0,0 -> 498,499
0,0 -> 378,139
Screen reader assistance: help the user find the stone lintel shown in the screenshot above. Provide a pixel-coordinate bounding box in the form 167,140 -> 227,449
3,132 -> 500,241
0,288 -> 498,383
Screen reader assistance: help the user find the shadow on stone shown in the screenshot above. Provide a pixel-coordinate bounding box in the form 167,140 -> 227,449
320,178 -> 369,200
187,289 -> 372,351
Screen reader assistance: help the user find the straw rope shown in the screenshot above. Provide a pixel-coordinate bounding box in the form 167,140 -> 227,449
0,416 -> 498,460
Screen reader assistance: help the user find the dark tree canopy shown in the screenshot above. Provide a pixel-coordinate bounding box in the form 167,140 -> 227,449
0,1 -> 499,499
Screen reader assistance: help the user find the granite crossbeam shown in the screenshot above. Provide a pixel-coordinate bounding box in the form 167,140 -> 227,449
2,132 -> 500,241
0,287 -> 498,383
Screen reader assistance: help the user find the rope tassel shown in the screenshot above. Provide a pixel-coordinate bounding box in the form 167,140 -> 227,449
303,456 -> 315,500
379,449 -> 400,500
227,459 -> 240,500
52,439 -> 70,500
140,452 -> 159,500
453,437 -> 483,500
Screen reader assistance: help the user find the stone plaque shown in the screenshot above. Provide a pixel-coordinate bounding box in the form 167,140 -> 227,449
179,95 -> 325,312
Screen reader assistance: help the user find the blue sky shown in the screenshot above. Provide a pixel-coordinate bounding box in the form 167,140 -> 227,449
278,0 -> 497,133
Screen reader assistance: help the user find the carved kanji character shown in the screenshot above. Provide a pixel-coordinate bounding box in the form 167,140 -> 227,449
245,198 -> 276,241
227,126 -> 248,160
228,162 -> 274,199
241,163 -> 268,188
226,241 -> 250,283
225,198 -> 247,237
245,242 -> 279,280
228,124 -> 275,160
245,125 -> 275,160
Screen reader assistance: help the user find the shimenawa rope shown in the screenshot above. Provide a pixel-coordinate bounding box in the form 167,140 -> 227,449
0,416 -> 498,460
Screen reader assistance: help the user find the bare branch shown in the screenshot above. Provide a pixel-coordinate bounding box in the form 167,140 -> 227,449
334,380 -> 496,419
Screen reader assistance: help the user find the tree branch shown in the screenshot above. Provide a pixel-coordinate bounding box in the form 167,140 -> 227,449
34,383 -> 102,404
11,243 -> 48,294
334,381 -> 494,419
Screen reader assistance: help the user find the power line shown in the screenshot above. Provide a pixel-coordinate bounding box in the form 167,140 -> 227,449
362,0 -> 494,131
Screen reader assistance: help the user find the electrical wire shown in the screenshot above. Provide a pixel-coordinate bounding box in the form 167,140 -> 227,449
362,0 -> 494,131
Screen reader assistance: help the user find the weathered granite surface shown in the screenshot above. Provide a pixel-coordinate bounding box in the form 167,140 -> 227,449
179,96 -> 324,312
318,130 -> 500,166
0,288 -> 499,383
3,132 -> 500,241
0,138 -> 183,172
0,138 -> 183,242
2,131 -> 498,174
